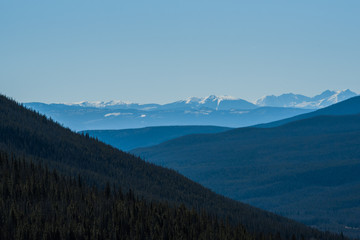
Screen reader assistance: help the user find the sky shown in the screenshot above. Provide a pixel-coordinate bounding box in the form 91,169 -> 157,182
1,1 -> 359,104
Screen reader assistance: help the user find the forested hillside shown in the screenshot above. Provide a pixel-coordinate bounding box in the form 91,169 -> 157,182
0,152 -> 255,240
0,94 -> 345,239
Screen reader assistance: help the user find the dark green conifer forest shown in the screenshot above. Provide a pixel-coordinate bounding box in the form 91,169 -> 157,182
0,152 -> 255,240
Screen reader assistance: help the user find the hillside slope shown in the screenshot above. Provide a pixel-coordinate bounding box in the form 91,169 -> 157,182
0,94 -> 341,239
133,113 -> 360,237
82,126 -> 231,151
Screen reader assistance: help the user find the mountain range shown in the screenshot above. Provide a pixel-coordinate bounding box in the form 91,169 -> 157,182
59,89 -> 356,110
23,90 -> 357,131
132,96 -> 360,238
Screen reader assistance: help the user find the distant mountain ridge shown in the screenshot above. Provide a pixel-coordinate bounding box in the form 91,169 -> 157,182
165,95 -> 257,110
23,90 -> 356,130
64,95 -> 257,111
62,89 -> 357,110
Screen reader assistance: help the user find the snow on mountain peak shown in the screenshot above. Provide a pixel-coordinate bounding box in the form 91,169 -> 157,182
200,95 -> 235,104
184,97 -> 202,104
66,100 -> 131,108
62,90 -> 357,111
255,89 -> 357,109
325,89 -> 357,105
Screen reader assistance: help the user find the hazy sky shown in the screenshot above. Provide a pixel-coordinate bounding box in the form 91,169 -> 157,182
1,1 -> 359,103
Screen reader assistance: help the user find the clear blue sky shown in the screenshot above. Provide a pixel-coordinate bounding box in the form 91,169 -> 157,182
1,1 -> 359,103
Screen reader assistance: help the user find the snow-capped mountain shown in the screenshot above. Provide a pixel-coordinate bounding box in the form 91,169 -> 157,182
255,89 -> 357,109
63,95 -> 257,111
23,90 -> 357,130
63,90 -> 357,111
66,100 -> 130,108
319,89 -> 358,107
200,95 -> 257,110
161,95 -> 257,110
65,101 -> 159,110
